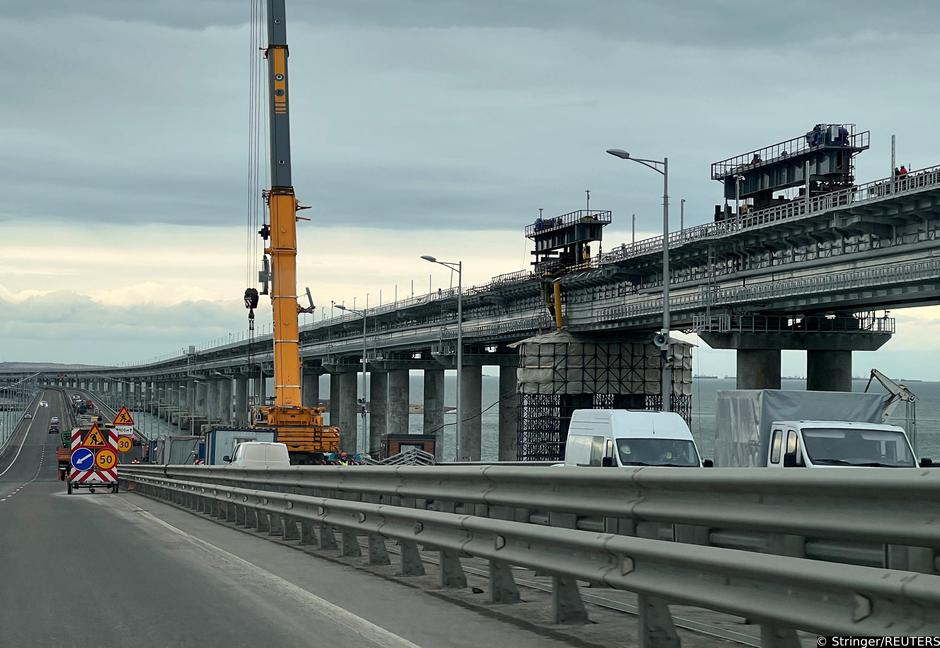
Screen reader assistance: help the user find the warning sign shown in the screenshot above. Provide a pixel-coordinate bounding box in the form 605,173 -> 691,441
116,436 -> 133,454
95,449 -> 117,470
112,406 -> 135,427
81,424 -> 106,449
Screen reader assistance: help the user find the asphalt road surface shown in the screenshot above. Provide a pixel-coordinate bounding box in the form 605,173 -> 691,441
0,388 -> 578,648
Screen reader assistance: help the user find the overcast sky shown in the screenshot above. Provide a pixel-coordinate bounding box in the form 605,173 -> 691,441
3,1 -> 940,378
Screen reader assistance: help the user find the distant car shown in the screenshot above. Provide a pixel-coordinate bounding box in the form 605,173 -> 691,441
39,400 -> 48,407
50,416 -> 59,424
23,412 -> 32,419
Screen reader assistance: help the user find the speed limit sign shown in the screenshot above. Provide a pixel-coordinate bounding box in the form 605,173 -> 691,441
116,436 -> 133,454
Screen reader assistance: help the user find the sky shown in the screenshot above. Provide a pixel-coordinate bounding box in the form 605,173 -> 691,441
3,0 -> 940,378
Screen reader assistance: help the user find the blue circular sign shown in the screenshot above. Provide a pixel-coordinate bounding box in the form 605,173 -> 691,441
71,448 -> 95,471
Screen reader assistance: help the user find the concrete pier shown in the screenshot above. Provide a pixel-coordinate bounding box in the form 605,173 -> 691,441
498,365 -> 518,461
234,376 -> 248,426
207,380 -> 219,422
387,369 -> 409,437
218,378 -> 232,424
423,368 -> 444,460
807,350 -> 852,392
302,370 -> 319,408
369,371 -> 388,456
339,371 -> 358,451
460,365 -> 482,461
329,374 -> 341,428
736,349 -> 781,390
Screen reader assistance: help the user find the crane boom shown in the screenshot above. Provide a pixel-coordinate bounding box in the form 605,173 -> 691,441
250,0 -> 339,459
864,367 -> 918,450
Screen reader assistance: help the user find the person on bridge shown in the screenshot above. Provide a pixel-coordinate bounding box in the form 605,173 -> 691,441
900,165 -> 909,177
338,451 -> 350,466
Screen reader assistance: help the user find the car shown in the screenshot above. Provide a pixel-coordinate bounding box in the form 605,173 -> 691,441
39,400 -> 48,407
223,442 -> 291,469
50,417 -> 59,424
23,412 -> 32,419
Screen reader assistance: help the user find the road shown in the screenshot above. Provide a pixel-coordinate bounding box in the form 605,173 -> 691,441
0,388 -> 579,647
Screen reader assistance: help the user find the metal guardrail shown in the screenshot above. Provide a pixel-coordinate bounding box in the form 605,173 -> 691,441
524,209 -> 612,238
121,468 -> 940,640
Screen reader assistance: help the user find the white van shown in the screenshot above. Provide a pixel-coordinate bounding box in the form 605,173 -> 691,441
564,410 -> 708,468
223,441 -> 291,468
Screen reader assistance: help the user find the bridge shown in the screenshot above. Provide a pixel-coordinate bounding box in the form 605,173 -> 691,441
7,159 -> 940,461
1,386 -> 937,646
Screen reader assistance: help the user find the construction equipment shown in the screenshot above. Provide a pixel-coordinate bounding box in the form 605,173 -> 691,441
245,0 -> 339,462
865,368 -> 918,451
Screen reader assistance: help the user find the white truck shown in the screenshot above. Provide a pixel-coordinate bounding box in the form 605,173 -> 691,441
223,441 -> 291,469
715,389 -> 930,468
564,410 -> 709,468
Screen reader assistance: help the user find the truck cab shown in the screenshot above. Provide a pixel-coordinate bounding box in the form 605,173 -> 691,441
767,420 -> 918,468
565,410 -> 708,468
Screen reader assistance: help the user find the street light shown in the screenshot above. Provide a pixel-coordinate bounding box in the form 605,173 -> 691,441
421,254 -> 463,459
606,148 -> 672,412
334,303 -> 368,455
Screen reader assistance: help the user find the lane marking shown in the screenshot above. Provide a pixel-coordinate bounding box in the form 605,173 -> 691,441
132,507 -> 424,648
0,390 -> 44,479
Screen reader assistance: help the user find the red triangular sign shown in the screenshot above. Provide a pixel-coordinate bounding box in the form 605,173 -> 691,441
112,406 -> 135,427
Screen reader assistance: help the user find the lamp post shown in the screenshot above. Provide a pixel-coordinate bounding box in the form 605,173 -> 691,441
734,174 -> 745,217
334,303 -> 368,455
606,148 -> 671,412
421,255 -> 463,459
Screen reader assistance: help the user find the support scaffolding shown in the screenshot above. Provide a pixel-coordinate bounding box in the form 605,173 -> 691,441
514,332 -> 692,462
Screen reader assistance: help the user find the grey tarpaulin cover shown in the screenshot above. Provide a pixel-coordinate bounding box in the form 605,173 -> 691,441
715,390 -> 889,467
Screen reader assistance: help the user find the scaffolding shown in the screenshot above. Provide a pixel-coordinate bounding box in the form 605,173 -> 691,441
514,331 -> 693,462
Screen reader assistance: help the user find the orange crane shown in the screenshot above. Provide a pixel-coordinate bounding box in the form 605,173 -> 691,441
244,0 -> 339,462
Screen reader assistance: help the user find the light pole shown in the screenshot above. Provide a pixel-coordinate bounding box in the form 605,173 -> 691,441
421,255 -> 463,459
734,174 -> 745,216
334,303 -> 368,455
606,148 -> 671,412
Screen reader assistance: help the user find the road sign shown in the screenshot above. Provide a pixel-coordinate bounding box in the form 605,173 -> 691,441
71,448 -> 95,471
82,424 -> 106,449
112,406 -> 135,427
95,449 -> 117,470
116,436 -> 133,454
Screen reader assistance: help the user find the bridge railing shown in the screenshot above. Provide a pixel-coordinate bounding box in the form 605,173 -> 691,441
120,466 -> 940,640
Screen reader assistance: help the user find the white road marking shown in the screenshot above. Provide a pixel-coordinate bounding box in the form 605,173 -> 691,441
0,390 -> 44,479
132,507 -> 424,648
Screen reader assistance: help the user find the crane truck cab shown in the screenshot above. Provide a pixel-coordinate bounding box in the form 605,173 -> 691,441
223,441 -> 291,469
767,420 -> 922,468
564,410 -> 709,468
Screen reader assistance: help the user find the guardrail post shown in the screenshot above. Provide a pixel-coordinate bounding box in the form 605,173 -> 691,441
256,509 -> 270,532
886,545 -> 937,574
299,520 -> 318,546
551,575 -> 588,624
235,504 -> 247,526
225,501 -> 237,523
399,540 -> 426,576
341,531 -> 362,557
439,549 -> 467,588
488,560 -> 520,604
637,595 -> 679,648
368,536 -> 390,565
319,525 -> 338,551
281,516 -> 300,541
270,513 -> 288,537
759,625 -> 801,648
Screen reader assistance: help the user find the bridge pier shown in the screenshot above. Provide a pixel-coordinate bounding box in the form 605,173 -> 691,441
806,350 -> 852,392
498,365 -> 519,461
423,368 -> 444,460
328,373 -> 341,427
195,381 -> 208,421
369,370 -> 388,456
206,380 -> 219,422
301,369 -> 319,408
387,369 -> 409,437
218,378 -> 232,425
234,375 -> 248,427
460,364 -> 482,461
736,349 -> 781,390
339,371 -> 358,451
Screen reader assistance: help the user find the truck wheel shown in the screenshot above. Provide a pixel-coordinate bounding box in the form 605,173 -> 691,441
67,481 -> 72,495
90,488 -> 96,494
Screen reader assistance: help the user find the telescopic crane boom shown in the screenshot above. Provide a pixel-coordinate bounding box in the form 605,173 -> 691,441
865,368 -> 917,450
246,0 -> 339,461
